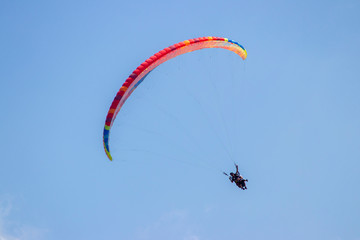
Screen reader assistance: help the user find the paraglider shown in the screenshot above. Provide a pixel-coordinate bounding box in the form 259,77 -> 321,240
224,163 -> 248,190
103,36 -> 247,161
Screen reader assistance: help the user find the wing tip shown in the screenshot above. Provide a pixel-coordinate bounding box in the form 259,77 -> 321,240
105,149 -> 113,161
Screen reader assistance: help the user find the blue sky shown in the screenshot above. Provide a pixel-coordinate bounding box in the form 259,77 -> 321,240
1,0 -> 360,239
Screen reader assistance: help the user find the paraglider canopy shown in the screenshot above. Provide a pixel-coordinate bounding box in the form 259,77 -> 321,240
103,37 -> 247,160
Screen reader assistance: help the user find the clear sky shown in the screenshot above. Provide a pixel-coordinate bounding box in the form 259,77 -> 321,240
1,0 -> 360,239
